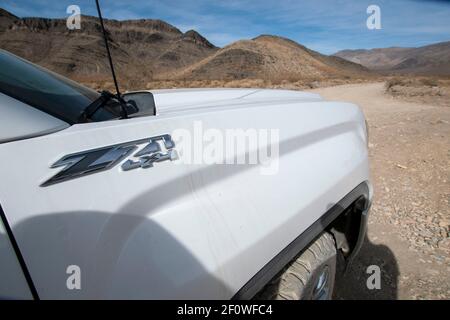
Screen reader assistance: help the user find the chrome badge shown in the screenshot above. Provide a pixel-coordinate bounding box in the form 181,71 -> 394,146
41,134 -> 178,187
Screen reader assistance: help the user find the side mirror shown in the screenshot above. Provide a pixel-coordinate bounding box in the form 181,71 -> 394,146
123,91 -> 156,116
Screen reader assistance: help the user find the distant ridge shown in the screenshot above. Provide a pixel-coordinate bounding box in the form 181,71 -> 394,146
334,42 -> 450,76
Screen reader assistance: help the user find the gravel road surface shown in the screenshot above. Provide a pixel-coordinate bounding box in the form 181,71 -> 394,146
310,83 -> 450,299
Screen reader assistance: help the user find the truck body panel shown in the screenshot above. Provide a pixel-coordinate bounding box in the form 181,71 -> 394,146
0,88 -> 370,299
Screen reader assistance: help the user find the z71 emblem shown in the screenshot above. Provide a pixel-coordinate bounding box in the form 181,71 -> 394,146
41,134 -> 178,187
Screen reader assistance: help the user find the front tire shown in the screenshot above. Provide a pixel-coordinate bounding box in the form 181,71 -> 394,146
257,232 -> 337,300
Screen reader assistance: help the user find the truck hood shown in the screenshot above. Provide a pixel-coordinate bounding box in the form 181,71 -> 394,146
151,88 -> 323,115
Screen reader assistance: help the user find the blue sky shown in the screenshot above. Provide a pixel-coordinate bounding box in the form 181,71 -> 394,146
1,0 -> 449,54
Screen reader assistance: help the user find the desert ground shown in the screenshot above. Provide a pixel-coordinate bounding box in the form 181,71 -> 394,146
308,82 -> 450,299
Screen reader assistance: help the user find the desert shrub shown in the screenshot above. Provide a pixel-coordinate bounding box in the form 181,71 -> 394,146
385,77 -> 405,90
419,78 -> 439,87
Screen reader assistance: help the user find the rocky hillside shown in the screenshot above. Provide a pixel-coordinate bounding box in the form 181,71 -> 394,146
172,35 -> 370,81
0,8 -> 217,84
0,8 -> 370,88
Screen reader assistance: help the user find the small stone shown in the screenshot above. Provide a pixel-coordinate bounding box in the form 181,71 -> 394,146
438,220 -> 449,227
438,239 -> 450,250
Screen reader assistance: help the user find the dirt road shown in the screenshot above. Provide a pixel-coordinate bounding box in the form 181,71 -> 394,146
310,83 -> 450,299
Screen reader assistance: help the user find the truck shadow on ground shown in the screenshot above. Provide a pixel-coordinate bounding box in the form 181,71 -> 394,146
333,234 -> 399,300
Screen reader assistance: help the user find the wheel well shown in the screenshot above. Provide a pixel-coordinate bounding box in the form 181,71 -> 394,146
233,182 -> 371,300
327,196 -> 367,260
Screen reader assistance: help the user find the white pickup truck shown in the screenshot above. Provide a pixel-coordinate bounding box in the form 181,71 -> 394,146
0,49 -> 372,300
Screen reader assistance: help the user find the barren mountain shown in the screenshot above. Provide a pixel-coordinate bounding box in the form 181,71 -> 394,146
335,42 -> 450,75
0,8 -> 18,30
172,35 -> 370,81
0,7 -> 369,87
0,8 -> 217,84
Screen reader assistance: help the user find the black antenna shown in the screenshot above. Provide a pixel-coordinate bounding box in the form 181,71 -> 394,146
95,0 -> 127,118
